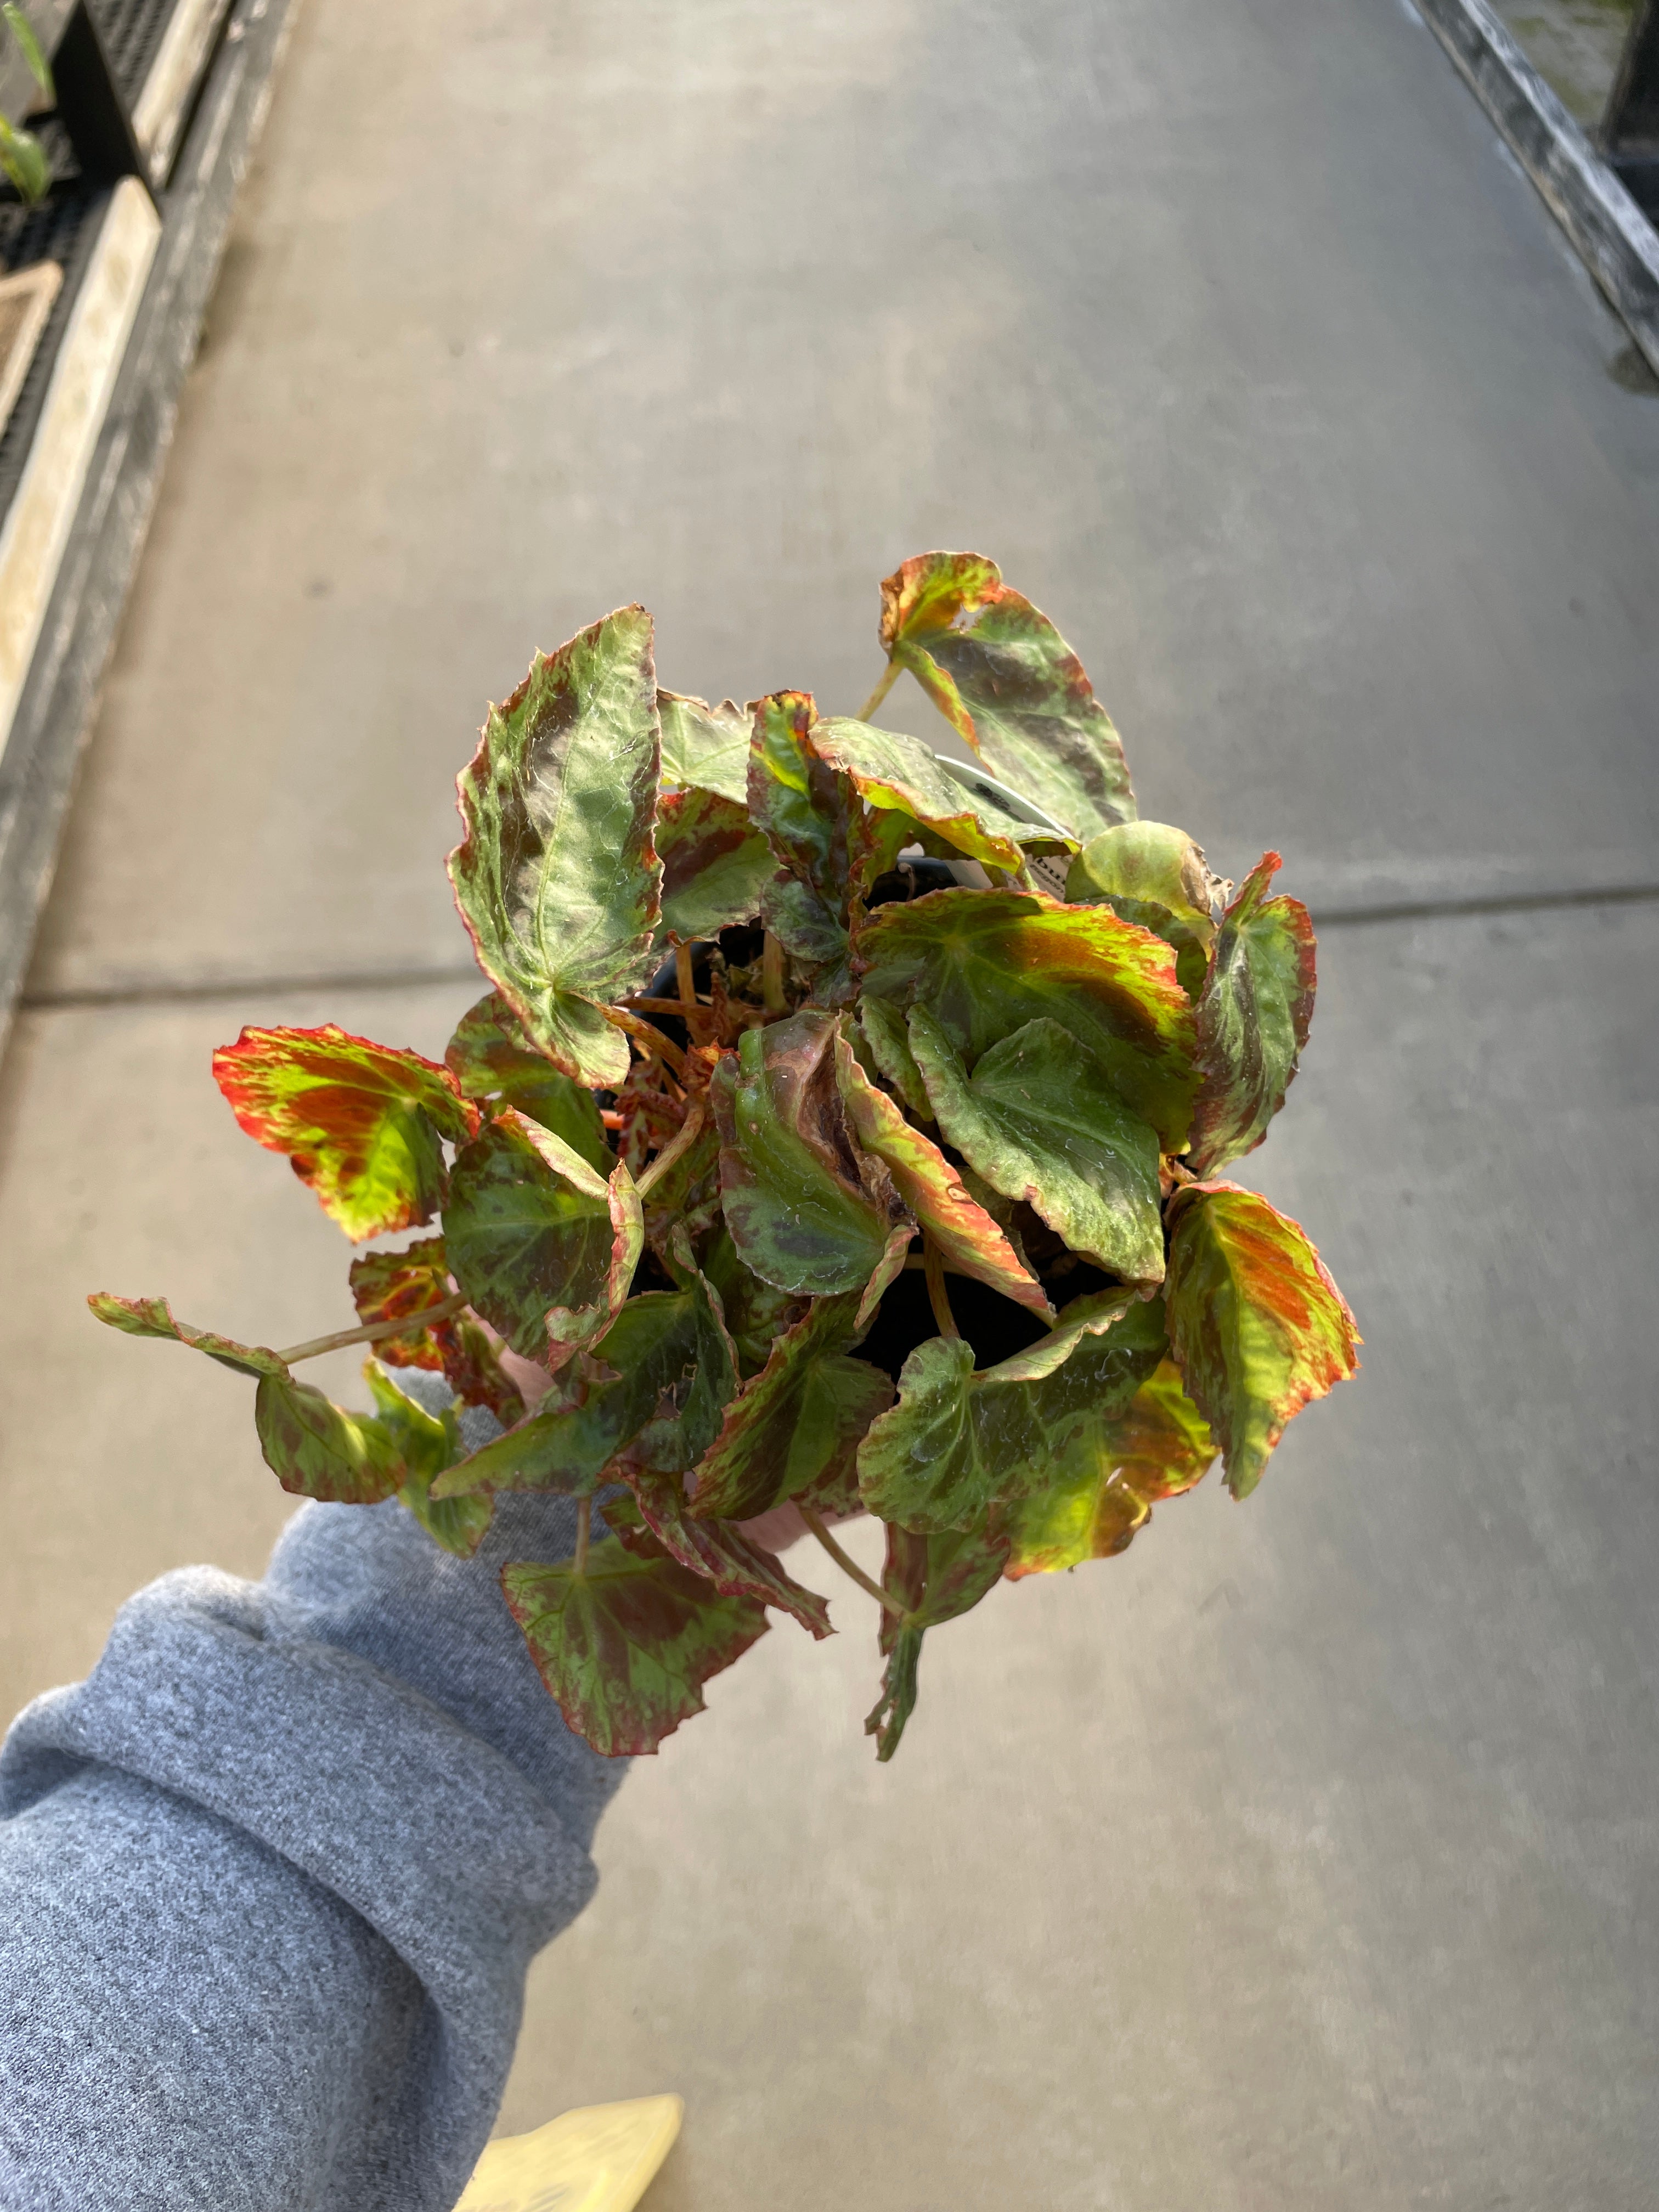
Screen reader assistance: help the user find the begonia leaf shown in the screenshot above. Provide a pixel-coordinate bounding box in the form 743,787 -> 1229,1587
690,1293 -> 893,1523
443,1109 -> 641,1362
364,1361 -> 494,1558
855,888 -> 1198,1149
444,992 -> 612,1173
620,1234 -> 741,1475
213,1025 -> 477,1242
613,1054 -> 684,1177
1187,854 -> 1317,1177
995,1363 -> 1214,1579
907,1011 -> 1164,1287
448,607 -> 662,1088
865,1519 -> 1010,1761
712,1011 -> 907,1299
657,689 -> 750,803
856,1290 -> 1167,1532
806,717 -> 1038,874
431,1289 -> 702,1499
86,1294 -> 287,1381
748,692 -> 852,969
700,1226 -> 805,1379
347,1237 -> 454,1369
624,1469 -> 832,1638
877,552 -> 1135,840
253,1373 -> 403,1504
832,1026 -> 1052,1317
1165,1182 -> 1358,1499
503,1535 -> 769,1756
856,996 -> 932,1120
1065,821 -> 1221,997
656,786 -> 773,943
639,1105 -> 723,1255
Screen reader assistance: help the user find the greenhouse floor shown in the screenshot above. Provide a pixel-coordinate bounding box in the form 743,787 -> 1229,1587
2,0 -> 1657,2204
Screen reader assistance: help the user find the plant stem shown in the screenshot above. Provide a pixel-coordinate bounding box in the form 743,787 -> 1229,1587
275,1290 -> 469,1366
574,1495 -> 591,1576
856,659 -> 901,724
762,931 -> 787,1015
923,1235 -> 960,1339
607,1003 -> 687,1075
799,1503 -> 908,1621
675,940 -> 697,1013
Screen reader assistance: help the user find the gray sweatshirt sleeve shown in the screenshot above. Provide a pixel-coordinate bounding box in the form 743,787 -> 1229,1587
0,1465 -> 628,2212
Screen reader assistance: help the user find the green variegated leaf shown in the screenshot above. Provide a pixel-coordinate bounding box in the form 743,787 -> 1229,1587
865,1519 -> 1011,1760
639,1103 -> 723,1255
701,1226 -> 804,1379
657,689 -> 750,803
748,692 -> 851,968
444,1109 -> 641,1361
86,1294 -> 287,1381
856,1290 -> 1167,1532
622,1233 -> 740,1475
1165,1182 -> 1358,1499
712,1011 -> 907,1299
806,718 -> 1041,874
855,888 -> 1198,1150
656,786 -> 772,942
212,1025 -> 478,1242
624,1470 -> 832,1638
995,1363 -> 1213,1578
1187,854 -> 1317,1177
431,1290 -> 701,1498
832,1026 -> 1052,1317
444,993 -> 611,1172
448,608 -> 662,1087
504,1536 -> 769,1756
908,1011 -> 1164,1287
253,1373 -> 403,1504
364,1361 -> 494,1558
690,1293 -> 893,1523
877,552 -> 1135,840
856,997 -> 931,1119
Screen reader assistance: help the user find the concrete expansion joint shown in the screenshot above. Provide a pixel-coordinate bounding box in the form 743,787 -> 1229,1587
16,879 -> 1659,1018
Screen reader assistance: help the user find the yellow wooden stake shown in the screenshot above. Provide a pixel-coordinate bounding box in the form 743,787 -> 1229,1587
454,2094 -> 683,2212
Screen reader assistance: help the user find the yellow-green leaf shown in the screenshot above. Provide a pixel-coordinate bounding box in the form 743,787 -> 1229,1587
1165,1182 -> 1358,1498
1187,853 -> 1317,1176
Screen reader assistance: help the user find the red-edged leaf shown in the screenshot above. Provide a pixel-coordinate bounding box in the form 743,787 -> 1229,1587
624,1469 -> 832,1638
656,786 -> 772,943
447,607 -> 662,1088
86,1294 -> 287,1380
712,1011 -> 910,1299
856,1290 -> 1167,1533
443,1109 -> 641,1363
253,1373 -> 403,1504
213,1025 -> 478,1242
832,1024 -> 1052,1318
878,552 -> 1135,840
690,1293 -> 894,1523
431,1314 -> 527,1427
1187,854 -> 1318,1176
865,1519 -> 1010,1761
854,888 -> 1198,1150
995,1360 -> 1214,1579
907,1009 -> 1164,1287
503,1536 -> 769,1756
1165,1182 -> 1358,1498
348,1237 -> 454,1369
856,996 -> 932,1119
444,992 -> 612,1173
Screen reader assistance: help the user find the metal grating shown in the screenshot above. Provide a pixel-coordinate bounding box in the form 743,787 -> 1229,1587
86,0 -> 183,108
0,183 -> 110,521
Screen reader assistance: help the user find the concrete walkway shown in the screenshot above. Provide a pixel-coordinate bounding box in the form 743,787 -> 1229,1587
3,0 -> 1657,2204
